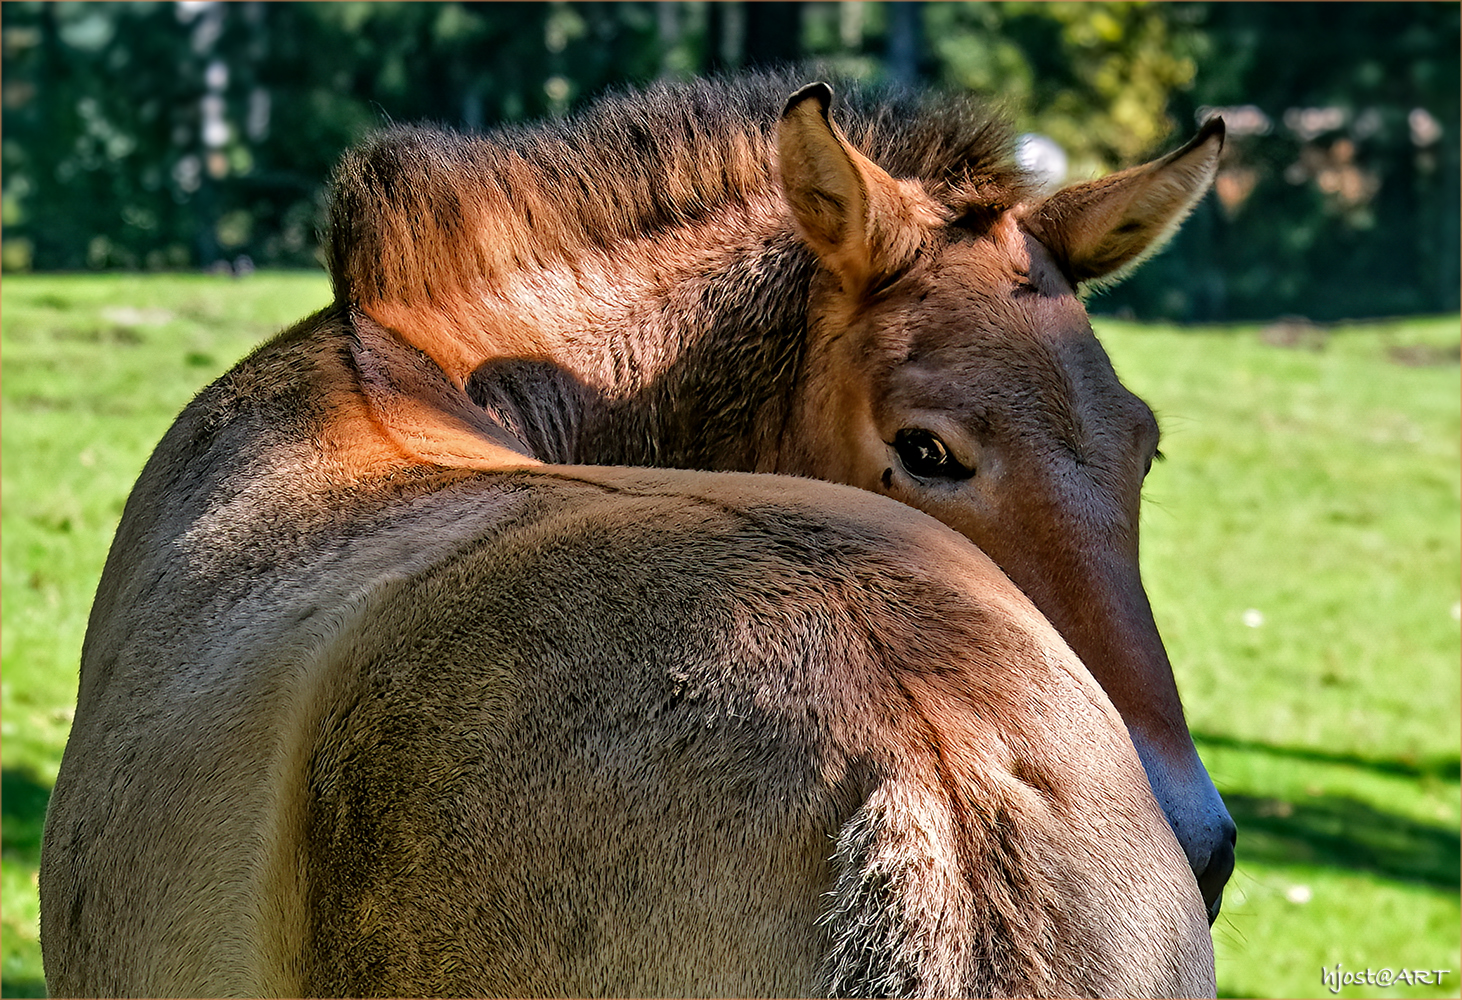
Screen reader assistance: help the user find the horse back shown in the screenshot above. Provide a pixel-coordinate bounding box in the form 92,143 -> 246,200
41,310 -> 1211,997
295,470 -> 1213,997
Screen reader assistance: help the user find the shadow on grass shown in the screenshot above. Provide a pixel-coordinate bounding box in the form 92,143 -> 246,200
1,767 -> 50,866
1226,791 -> 1460,892
1192,733 -> 1461,891
1,770 -> 51,999
1193,732 -> 1462,891
1194,731 -> 1462,784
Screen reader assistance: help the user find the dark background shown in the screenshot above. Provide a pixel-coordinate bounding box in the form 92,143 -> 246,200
2,1 -> 1457,322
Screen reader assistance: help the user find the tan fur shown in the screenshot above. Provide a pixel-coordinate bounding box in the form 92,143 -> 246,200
42,76 -> 1229,997
778,83 -> 942,291
1021,118 -> 1226,291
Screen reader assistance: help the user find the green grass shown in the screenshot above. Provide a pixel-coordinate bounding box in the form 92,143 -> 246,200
3,274 -> 1458,998
1098,315 -> 1461,999
1,273 -> 334,996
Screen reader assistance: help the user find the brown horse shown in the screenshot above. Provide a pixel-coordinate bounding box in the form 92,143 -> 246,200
41,75 -> 1232,997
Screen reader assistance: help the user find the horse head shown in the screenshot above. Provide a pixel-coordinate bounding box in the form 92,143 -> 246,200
776,83 -> 1236,921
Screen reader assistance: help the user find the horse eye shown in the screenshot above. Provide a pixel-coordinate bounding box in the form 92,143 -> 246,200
892,428 -> 971,480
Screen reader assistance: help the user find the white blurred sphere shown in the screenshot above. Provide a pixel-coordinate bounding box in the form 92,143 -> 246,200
1016,133 -> 1068,193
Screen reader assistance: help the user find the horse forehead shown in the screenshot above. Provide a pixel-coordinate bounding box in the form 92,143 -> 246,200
869,241 -> 1149,439
899,243 -> 1115,386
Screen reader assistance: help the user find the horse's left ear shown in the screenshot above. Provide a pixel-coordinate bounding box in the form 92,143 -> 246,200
1023,118 -> 1225,290
777,83 -> 928,292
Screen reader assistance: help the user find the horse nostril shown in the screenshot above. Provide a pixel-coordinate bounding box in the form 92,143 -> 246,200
1197,823 -> 1237,924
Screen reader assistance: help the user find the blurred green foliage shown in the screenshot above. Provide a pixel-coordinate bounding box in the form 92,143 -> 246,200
1,2 -> 1457,321
1096,2 -> 1462,322
928,2 -> 1205,175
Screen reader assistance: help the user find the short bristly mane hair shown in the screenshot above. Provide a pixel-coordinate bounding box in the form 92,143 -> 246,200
326,72 -> 1032,309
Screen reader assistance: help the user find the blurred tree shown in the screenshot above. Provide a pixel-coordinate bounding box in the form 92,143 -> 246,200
3,3 -> 209,270
1097,1 -> 1461,322
1,2 -> 667,271
1,1 -> 1455,323
927,2 -> 1203,178
884,2 -> 925,87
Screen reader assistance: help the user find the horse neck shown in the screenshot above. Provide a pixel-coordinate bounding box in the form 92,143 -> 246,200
463,205 -> 818,473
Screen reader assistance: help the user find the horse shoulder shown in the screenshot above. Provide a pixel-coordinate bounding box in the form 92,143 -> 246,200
81,305 -> 527,669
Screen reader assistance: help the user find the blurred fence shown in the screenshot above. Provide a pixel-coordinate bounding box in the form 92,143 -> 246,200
2,1 -> 1457,323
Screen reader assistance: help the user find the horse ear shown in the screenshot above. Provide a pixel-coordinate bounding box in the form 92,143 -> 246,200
1024,118 -> 1225,290
777,83 -> 924,291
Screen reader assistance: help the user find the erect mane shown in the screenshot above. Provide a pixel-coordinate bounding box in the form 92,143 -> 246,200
326,72 -> 1031,308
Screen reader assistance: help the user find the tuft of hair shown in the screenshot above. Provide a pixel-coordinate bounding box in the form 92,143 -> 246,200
325,72 -> 1033,308
817,775 -> 1057,997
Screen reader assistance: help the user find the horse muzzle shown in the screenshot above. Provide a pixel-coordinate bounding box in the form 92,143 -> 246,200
1132,738 -> 1237,924
1198,819 -> 1237,925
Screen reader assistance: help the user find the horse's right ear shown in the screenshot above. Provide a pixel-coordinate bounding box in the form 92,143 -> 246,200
777,83 -> 929,292
1023,118 -> 1225,292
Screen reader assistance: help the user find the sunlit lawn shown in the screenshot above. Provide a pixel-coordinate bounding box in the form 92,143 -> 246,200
2,273 -> 1458,998
1099,313 -> 1461,1000
1,272 -> 335,998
